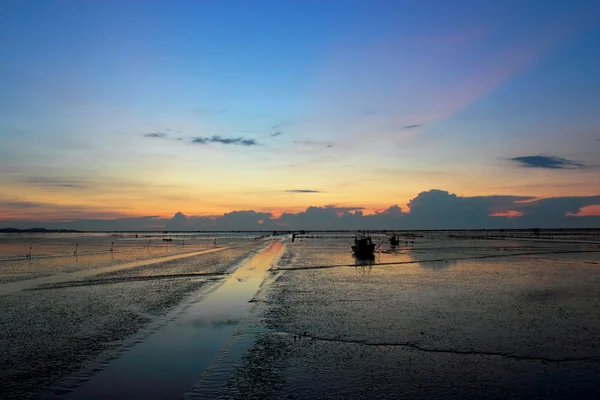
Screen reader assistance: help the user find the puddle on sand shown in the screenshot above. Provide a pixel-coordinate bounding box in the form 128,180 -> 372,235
62,240 -> 284,400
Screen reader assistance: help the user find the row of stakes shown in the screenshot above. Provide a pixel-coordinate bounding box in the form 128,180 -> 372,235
24,238 -> 213,259
25,242 -> 117,259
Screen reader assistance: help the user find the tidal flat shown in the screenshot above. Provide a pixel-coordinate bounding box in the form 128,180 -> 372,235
191,234 -> 600,399
1,231 -> 599,399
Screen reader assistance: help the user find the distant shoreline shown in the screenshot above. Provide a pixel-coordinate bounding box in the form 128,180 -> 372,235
1,228 -> 599,234
0,228 -> 81,233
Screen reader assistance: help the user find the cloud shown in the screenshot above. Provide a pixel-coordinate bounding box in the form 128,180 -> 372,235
0,199 -> 135,222
376,205 -> 402,216
274,205 -> 370,230
405,190 -> 534,229
143,131 -> 184,141
26,178 -> 86,188
144,132 -> 168,138
3,190 -> 600,230
403,190 -> 600,229
404,124 -> 421,129
509,155 -> 587,169
294,140 -> 334,148
285,190 -> 322,193
166,211 -> 187,231
0,200 -> 44,209
514,195 -> 600,224
177,210 -> 273,231
191,136 -> 257,146
271,132 -> 282,137
323,205 -> 365,212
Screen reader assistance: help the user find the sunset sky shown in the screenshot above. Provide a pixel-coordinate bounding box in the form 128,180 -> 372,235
1,1 -> 600,228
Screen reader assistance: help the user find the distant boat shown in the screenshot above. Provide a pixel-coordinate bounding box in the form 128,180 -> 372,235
352,233 -> 376,258
390,234 -> 400,246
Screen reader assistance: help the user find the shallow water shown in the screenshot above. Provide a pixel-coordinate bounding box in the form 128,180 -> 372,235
62,240 -> 284,399
0,247 -> 231,296
0,237 -> 213,287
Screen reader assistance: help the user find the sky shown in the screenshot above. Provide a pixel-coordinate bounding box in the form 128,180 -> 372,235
1,0 -> 600,230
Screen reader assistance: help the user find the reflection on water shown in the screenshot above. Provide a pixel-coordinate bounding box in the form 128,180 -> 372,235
408,249 -> 459,269
0,231 -> 264,260
0,247 -> 228,296
355,265 -> 373,275
64,240 -> 284,400
353,254 -> 375,266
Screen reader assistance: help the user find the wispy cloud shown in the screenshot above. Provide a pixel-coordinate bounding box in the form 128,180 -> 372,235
143,131 -> 184,142
27,178 -> 86,188
509,155 -> 587,169
191,136 -> 257,146
0,199 -> 133,221
404,124 -> 421,129
144,132 -> 168,138
0,200 -> 45,209
294,140 -> 334,148
285,189 -> 322,193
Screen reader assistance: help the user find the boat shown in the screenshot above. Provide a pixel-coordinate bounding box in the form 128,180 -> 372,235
352,233 -> 376,258
389,234 -> 400,246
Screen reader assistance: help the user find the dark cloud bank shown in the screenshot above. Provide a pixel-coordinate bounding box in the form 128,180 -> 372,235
509,155 -> 588,169
2,190 -> 599,231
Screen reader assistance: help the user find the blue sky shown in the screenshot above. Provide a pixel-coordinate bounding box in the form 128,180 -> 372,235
1,0 -> 599,227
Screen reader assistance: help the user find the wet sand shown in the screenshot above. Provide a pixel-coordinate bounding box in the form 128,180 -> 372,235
0,233 -> 264,399
0,233 -> 221,284
196,237 -> 600,399
1,232 -> 600,399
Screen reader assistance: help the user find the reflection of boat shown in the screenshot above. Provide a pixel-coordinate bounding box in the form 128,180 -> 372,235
389,234 -> 400,246
354,256 -> 375,267
352,233 -> 376,258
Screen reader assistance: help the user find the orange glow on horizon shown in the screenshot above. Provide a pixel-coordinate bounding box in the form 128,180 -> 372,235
567,205 -> 600,217
490,210 -> 524,218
